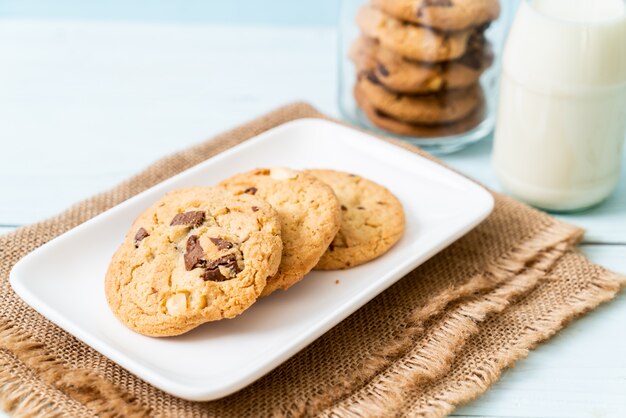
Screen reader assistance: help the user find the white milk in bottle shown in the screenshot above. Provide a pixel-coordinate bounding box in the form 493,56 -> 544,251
493,0 -> 626,211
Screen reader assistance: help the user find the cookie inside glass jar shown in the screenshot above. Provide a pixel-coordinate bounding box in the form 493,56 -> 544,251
349,0 -> 500,139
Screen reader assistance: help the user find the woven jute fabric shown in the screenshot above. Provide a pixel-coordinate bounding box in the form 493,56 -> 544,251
1,103 -> 624,418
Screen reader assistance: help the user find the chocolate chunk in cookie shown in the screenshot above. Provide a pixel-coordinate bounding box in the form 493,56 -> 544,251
203,254 -> 242,282
170,211 -> 205,227
202,254 -> 241,282
366,70 -> 382,85
134,227 -> 149,247
210,237 -> 234,250
203,268 -> 227,282
377,63 -> 390,77
206,254 -> 241,274
184,235 -> 206,270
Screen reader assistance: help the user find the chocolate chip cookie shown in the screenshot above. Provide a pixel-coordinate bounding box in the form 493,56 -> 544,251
356,4 -> 474,62
355,83 -> 485,137
351,35 -> 493,94
306,170 -> 405,270
105,187 -> 282,337
357,71 -> 483,124
371,0 -> 500,31
220,168 -> 341,296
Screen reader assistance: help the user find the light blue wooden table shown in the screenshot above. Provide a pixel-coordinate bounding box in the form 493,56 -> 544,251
0,2 -> 624,417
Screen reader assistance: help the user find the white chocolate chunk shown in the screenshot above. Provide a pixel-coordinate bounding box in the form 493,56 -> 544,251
165,293 -> 187,315
270,167 -> 298,180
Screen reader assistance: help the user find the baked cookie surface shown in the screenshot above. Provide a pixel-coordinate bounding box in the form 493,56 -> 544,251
355,83 -> 485,137
351,35 -> 492,94
371,0 -> 501,31
356,5 -> 474,62
306,170 -> 405,270
105,187 -> 282,337
357,72 -> 483,124
220,168 -> 341,296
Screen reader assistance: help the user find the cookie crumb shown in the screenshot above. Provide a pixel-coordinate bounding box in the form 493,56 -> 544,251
335,279 -> 340,284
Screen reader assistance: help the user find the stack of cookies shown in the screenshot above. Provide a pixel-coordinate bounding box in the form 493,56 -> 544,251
351,0 -> 500,137
105,167 -> 405,337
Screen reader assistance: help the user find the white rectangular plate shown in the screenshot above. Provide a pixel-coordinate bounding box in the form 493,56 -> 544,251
10,118 -> 493,401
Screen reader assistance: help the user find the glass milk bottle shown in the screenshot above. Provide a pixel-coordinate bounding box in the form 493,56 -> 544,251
493,0 -> 626,211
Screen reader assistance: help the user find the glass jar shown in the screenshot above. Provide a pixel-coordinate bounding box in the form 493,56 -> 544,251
338,0 -> 513,154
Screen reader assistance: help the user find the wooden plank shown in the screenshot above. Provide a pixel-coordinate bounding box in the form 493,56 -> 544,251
454,244 -> 626,418
0,20 -> 338,225
0,0 -> 339,26
0,226 -> 17,236
1,20 -> 625,245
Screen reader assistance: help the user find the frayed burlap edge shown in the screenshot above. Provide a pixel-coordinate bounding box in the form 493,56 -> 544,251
0,321 -> 151,418
0,350 -> 74,418
280,222 -> 582,417
319,245 -> 575,418
0,233 -> 576,418
0,103 -> 624,418
408,267 -> 626,418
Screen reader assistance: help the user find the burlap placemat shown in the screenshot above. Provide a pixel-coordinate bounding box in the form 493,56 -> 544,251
1,103 -> 624,418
